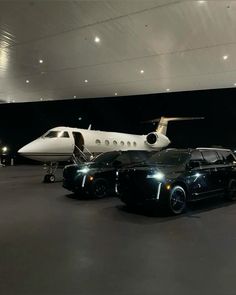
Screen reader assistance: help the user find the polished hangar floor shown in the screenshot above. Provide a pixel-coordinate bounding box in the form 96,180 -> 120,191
1,166 -> 236,295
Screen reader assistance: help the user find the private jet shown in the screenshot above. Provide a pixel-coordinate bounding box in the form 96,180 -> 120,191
18,117 -> 203,182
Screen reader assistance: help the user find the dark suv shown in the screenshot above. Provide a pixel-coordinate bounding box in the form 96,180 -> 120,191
63,150 -> 154,198
117,148 -> 236,214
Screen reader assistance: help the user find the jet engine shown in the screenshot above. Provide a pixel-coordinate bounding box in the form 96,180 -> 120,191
145,132 -> 170,149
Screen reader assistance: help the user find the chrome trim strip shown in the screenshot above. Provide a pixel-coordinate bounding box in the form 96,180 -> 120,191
81,175 -> 86,188
156,183 -> 162,200
193,188 -> 223,196
20,153 -> 72,156
115,184 -> 118,194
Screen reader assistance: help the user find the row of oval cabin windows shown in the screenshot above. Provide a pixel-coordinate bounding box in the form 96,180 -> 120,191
95,139 -> 137,147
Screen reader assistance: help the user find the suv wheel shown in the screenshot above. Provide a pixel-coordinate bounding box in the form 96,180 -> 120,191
226,179 -> 236,201
92,179 -> 108,198
169,185 -> 186,215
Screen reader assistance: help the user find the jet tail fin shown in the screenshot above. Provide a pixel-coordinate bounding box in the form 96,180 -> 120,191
145,117 -> 204,136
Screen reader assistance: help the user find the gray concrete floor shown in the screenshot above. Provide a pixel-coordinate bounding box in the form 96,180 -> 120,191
1,166 -> 236,295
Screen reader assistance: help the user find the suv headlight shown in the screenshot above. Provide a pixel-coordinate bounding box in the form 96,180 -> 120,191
76,167 -> 89,174
146,172 -> 165,181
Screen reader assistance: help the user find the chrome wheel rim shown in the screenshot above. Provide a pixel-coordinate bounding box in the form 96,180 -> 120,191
94,182 -> 107,198
170,186 -> 186,214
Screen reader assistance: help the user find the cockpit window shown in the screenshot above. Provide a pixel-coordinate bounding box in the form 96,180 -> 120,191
43,131 -> 70,138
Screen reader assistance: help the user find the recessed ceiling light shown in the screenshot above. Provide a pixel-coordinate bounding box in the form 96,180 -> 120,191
73,95 -> 77,99
198,0 -> 206,4
166,88 -> 170,92
114,93 -> 118,96
26,79 -> 30,83
39,59 -> 44,64
223,55 -> 228,60
12,100 -> 15,103
140,70 -> 144,74
94,36 -> 100,43
234,83 -> 236,86
84,79 -> 88,83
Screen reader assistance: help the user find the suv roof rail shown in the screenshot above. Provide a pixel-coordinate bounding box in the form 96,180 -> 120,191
196,147 -> 231,151
165,148 -> 193,152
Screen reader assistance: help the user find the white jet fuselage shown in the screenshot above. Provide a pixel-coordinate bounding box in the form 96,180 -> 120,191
18,126 -> 170,162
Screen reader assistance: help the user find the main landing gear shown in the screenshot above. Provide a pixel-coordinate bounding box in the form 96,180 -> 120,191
43,162 -> 58,183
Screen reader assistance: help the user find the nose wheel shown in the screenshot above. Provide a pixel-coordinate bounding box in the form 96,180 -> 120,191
43,162 -> 58,183
44,174 -> 56,183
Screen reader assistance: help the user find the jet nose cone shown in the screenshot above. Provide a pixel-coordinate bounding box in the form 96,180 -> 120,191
18,146 -> 26,154
18,143 -> 32,155
17,140 -> 42,160
18,137 -> 74,162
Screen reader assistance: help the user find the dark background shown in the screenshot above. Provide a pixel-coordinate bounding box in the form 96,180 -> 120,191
0,87 -> 235,162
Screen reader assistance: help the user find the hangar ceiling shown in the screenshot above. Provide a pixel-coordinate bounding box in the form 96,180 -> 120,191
0,0 -> 236,103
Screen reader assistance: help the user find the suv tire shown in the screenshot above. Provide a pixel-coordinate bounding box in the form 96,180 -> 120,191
168,185 -> 187,215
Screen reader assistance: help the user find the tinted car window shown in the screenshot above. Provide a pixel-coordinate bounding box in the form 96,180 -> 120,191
190,151 -> 204,161
189,150 -> 205,166
216,151 -> 224,162
148,150 -> 190,166
219,150 -> 236,164
201,150 -> 219,164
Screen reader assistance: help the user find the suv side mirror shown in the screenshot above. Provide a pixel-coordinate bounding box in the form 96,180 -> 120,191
187,161 -> 201,170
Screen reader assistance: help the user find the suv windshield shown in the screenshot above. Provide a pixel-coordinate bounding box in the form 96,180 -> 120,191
93,152 -> 120,164
148,150 -> 190,166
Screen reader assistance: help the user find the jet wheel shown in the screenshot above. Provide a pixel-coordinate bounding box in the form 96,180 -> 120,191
44,174 -> 56,183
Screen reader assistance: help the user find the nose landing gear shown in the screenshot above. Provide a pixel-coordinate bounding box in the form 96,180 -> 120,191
44,174 -> 56,183
43,162 -> 58,183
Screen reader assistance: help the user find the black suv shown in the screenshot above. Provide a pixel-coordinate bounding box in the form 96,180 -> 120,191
117,148 -> 236,214
63,150 -> 154,198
